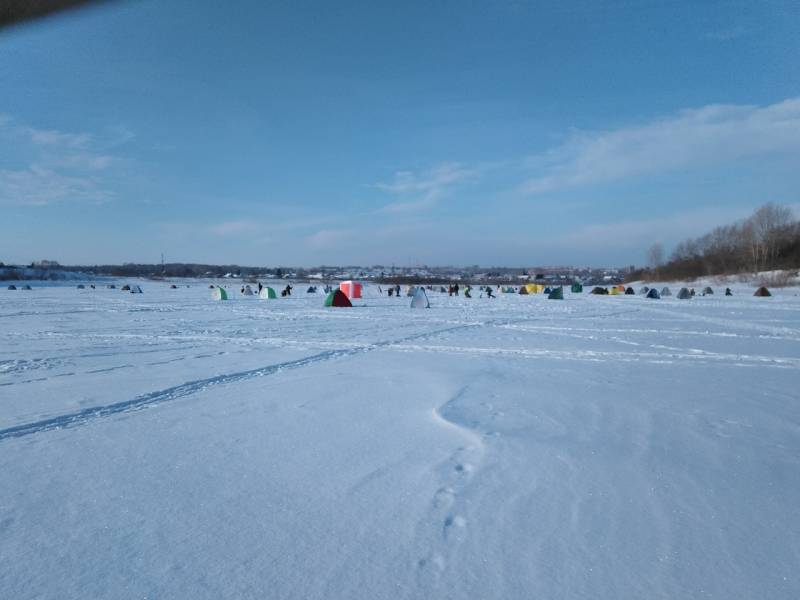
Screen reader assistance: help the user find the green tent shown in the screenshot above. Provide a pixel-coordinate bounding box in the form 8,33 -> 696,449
212,287 -> 228,301
259,287 -> 277,299
571,283 -> 583,293
324,289 -> 352,307
548,286 -> 564,300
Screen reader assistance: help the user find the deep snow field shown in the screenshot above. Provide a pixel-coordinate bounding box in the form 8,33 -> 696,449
2,280 -> 799,599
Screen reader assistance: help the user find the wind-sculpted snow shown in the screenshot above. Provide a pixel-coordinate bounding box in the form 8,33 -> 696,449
1,280 -> 799,599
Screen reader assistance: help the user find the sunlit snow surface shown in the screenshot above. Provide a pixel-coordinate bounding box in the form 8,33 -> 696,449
2,282 -> 799,599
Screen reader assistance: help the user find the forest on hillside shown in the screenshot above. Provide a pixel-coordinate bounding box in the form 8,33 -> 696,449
632,203 -> 800,283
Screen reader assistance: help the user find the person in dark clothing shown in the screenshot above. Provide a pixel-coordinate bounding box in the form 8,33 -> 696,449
387,288 -> 394,297
486,287 -> 494,298
258,282 -> 263,294
395,284 -> 401,296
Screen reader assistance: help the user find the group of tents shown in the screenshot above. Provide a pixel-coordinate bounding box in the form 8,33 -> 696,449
69,283 -> 141,293
210,279 -> 432,309
588,284 -> 772,299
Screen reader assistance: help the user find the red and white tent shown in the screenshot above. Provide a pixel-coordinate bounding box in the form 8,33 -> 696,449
339,280 -> 363,299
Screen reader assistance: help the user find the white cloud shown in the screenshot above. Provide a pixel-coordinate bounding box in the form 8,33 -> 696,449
522,97 -> 800,194
208,220 -> 260,237
0,165 -> 112,206
376,162 -> 479,213
305,228 -> 357,249
25,127 -> 91,148
0,117 -> 130,206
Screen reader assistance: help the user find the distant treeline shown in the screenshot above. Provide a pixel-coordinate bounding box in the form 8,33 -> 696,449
630,203 -> 800,282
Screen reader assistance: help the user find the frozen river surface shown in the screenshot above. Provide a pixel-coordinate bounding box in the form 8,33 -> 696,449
2,281 -> 799,599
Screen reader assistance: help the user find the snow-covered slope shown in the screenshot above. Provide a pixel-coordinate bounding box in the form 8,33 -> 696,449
2,281 -> 799,599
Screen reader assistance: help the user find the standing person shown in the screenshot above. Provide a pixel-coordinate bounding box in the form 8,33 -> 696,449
486,287 -> 494,298
258,282 -> 263,294
395,284 -> 401,296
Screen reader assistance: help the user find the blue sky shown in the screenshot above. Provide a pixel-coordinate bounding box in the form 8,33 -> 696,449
1,0 -> 799,267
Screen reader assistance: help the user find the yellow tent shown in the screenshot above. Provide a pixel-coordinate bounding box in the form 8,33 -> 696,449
609,287 -> 620,295
525,283 -> 539,294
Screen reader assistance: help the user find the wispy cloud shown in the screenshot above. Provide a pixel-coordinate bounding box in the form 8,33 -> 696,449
209,220 -> 261,237
521,97 -> 800,195
24,127 -> 91,148
0,165 -> 112,206
0,117 -> 132,206
703,27 -> 748,41
376,162 -> 480,213
305,227 -> 357,249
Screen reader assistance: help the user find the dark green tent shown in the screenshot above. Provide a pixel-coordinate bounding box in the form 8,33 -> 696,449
325,289 -> 352,307
754,286 -> 771,297
570,283 -> 583,293
548,286 -> 564,300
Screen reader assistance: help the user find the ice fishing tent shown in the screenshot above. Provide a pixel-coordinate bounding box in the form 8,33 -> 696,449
639,286 -> 649,295
571,283 -> 583,293
170,284 -> 178,289
625,287 -> 635,295
754,286 -> 772,297
617,285 -> 626,293
259,287 -> 277,299
410,287 -> 430,308
440,286 -> 448,293
121,284 -> 131,291
307,286 -> 317,293
242,285 -> 254,296
7,285 -> 17,290
77,284 -> 85,289
609,287 -> 619,295
677,287 -> 691,299
22,285 -> 32,290
518,286 -> 529,295
646,288 -> 661,299
130,285 -> 143,294
324,289 -> 352,307
212,287 -> 228,301
340,281 -> 363,299
590,286 -> 607,295
703,287 -> 714,295
661,287 -> 672,296
108,284 -> 116,289
548,286 -> 564,300
405,285 -> 417,297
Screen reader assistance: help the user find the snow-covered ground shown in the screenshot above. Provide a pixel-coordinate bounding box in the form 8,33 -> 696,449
2,280 -> 799,599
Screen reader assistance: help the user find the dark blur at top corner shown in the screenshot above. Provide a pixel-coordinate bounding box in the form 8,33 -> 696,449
0,0 -> 114,31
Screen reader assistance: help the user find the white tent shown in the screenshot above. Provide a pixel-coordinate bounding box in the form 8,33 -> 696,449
130,285 -> 143,294
242,285 -> 254,296
410,287 -> 430,309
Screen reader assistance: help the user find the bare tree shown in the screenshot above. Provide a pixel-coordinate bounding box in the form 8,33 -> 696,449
646,242 -> 664,269
744,203 -> 794,272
